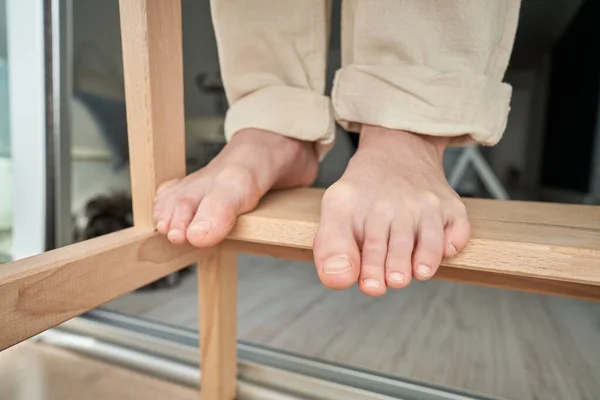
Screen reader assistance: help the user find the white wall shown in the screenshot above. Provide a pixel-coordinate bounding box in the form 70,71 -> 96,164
0,0 -> 9,159
0,0 -> 6,59
7,0 -> 47,259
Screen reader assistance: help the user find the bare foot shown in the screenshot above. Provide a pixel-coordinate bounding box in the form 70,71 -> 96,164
153,128 -> 318,247
313,125 -> 471,297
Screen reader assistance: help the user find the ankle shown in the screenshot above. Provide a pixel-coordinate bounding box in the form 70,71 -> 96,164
359,125 -> 448,160
218,128 -> 318,189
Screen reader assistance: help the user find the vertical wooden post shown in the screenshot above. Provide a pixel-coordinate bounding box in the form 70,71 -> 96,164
119,1 -> 238,397
199,245 -> 238,399
118,0 -> 186,229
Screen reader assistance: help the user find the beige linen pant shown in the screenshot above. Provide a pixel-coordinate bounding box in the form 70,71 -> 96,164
211,0 -> 521,159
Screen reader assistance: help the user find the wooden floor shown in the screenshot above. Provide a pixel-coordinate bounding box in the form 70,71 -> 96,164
0,341 -> 198,400
104,254 -> 600,400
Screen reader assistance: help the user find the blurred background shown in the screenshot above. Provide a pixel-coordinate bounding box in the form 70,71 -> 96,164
0,0 -> 599,399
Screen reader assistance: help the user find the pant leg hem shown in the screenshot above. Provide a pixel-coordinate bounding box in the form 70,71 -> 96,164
332,64 -> 512,146
225,85 -> 336,159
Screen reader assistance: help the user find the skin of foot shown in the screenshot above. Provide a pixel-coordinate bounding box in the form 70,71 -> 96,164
313,125 -> 471,296
153,128 -> 318,248
154,125 -> 470,297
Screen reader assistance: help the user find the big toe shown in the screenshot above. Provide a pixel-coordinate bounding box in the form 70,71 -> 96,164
313,183 -> 361,290
186,168 -> 262,248
185,190 -> 241,248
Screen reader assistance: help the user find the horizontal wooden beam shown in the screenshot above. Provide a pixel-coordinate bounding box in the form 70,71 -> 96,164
229,188 -> 600,288
0,228 -> 200,350
231,241 -> 600,301
1,188 -> 599,350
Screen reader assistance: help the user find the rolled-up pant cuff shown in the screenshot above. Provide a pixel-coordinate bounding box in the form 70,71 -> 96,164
332,64 -> 513,146
225,86 -> 336,160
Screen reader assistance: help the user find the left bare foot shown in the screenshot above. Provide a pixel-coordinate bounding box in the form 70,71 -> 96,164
313,125 -> 471,297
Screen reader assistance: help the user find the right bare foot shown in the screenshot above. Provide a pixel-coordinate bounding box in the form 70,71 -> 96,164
153,128 -> 318,247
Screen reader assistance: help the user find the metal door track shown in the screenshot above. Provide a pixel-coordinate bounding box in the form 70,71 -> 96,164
32,309 -> 501,400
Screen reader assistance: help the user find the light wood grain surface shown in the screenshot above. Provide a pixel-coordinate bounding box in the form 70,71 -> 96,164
2,188 -> 599,350
0,341 -> 199,400
199,246 -> 238,399
105,254 -> 600,400
119,0 -> 187,229
0,0 -> 193,352
230,188 -> 600,295
0,229 -> 200,350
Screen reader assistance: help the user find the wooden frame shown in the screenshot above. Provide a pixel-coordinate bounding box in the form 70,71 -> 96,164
1,1 -> 600,399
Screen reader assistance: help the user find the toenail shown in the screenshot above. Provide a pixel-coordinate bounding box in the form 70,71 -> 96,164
167,229 -> 183,242
417,264 -> 432,277
188,221 -> 212,235
362,278 -> 381,288
388,272 -> 405,284
322,257 -> 352,274
156,221 -> 166,232
447,244 -> 458,257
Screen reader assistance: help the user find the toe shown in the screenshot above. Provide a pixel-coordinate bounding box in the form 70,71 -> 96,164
154,182 -> 180,235
167,197 -> 201,244
154,199 -> 175,235
313,184 -> 361,290
385,218 -> 414,289
358,208 -> 392,296
443,202 -> 471,257
186,188 -> 241,248
185,166 -> 265,248
412,213 -> 444,280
